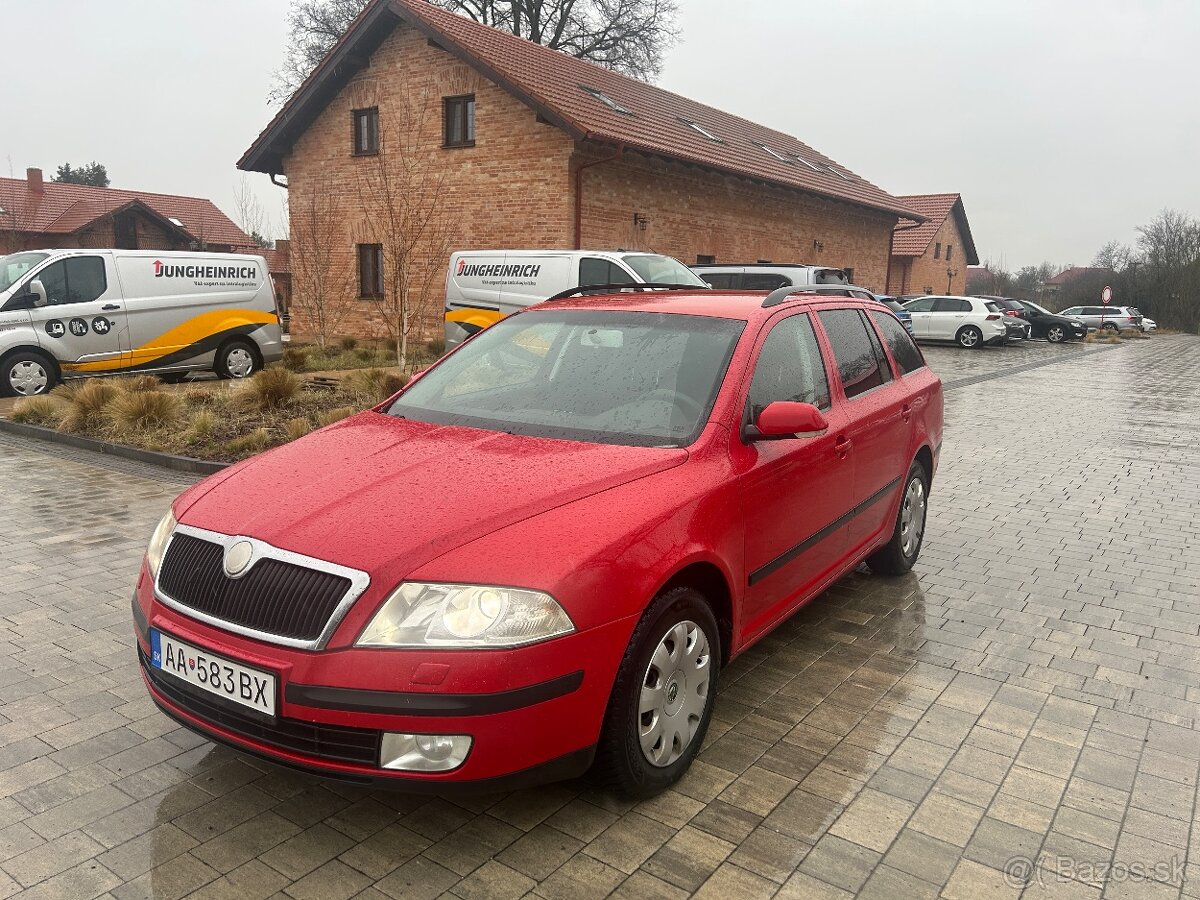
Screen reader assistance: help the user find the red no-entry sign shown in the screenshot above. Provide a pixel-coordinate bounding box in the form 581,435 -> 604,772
1101,285 -> 1113,305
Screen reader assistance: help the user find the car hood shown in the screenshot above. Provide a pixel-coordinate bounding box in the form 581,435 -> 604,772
179,411 -> 688,575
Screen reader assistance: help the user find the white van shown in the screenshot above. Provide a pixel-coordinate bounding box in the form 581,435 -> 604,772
690,263 -> 850,291
444,249 -> 708,349
0,249 -> 283,396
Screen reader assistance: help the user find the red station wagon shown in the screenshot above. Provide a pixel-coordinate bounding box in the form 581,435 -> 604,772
133,286 -> 943,797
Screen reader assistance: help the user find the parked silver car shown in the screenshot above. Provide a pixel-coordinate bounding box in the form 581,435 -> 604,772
1059,305 -> 1143,332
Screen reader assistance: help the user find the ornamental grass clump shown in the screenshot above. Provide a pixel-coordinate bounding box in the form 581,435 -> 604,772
56,379 -> 121,432
224,427 -> 273,456
341,367 -> 405,404
10,396 -> 65,428
105,390 -> 182,432
316,405 -> 356,427
238,367 -> 300,411
285,417 -> 313,441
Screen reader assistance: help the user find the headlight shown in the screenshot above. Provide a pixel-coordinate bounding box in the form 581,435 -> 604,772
356,582 -> 575,648
146,510 -> 176,578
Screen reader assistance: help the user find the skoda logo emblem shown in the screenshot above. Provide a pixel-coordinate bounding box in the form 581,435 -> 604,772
667,682 -> 679,703
223,541 -> 254,578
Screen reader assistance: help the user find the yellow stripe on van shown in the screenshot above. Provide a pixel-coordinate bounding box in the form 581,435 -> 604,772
445,307 -> 503,332
61,309 -> 277,373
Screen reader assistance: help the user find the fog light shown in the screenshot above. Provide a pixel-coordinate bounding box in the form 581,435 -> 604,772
380,732 -> 472,772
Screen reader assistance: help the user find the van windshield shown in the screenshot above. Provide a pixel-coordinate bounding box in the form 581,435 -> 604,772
814,268 -> 849,285
0,252 -> 48,293
389,310 -> 744,447
621,254 -> 708,286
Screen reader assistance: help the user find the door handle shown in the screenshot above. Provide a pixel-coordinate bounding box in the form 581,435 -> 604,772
901,404 -> 912,422
101,303 -> 120,311
834,435 -> 852,459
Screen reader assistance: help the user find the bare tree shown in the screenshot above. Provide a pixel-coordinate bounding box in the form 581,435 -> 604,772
1092,240 -> 1132,273
233,176 -> 271,248
356,86 -> 455,371
289,171 -> 353,349
272,0 -> 679,102
1137,209 -> 1200,273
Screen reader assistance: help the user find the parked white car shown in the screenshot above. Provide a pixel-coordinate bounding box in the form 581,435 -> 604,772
1141,317 -> 1157,333
901,295 -> 1009,348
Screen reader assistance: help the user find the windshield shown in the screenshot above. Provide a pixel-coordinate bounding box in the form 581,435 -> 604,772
621,254 -> 708,286
389,310 -> 745,447
1022,301 -> 1052,315
0,252 -> 48,293
814,268 -> 849,285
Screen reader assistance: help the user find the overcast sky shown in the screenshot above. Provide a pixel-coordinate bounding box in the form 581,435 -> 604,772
5,0 -> 1198,270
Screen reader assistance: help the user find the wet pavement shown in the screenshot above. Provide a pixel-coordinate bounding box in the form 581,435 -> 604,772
1,335 -> 1198,899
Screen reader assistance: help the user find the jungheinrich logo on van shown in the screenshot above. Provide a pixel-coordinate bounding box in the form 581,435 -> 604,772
456,259 -> 541,279
153,260 -> 257,280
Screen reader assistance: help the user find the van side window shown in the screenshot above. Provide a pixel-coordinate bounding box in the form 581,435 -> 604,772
747,314 -> 831,418
817,308 -> 892,400
35,256 -> 107,305
699,273 -> 737,289
579,258 -> 635,287
743,274 -> 790,291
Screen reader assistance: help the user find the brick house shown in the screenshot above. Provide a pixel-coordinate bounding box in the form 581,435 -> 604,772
887,193 -> 979,296
238,0 -> 922,340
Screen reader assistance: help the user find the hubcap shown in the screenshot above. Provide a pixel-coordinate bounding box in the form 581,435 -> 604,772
226,347 -> 254,378
960,330 -> 978,347
9,361 -> 49,396
639,620 -> 711,768
1049,326 -> 1063,341
899,476 -> 927,558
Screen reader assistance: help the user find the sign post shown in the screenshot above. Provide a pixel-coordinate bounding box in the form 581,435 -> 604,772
1099,285 -> 1113,332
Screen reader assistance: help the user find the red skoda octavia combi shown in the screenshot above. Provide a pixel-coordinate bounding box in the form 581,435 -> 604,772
133,287 -> 942,796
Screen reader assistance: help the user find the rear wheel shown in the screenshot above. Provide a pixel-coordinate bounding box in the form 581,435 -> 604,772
215,339 -> 259,380
2,350 -> 58,397
1047,324 -> 1066,343
956,326 -> 983,349
593,586 -> 719,798
1102,322 -> 1118,333
867,460 -> 929,576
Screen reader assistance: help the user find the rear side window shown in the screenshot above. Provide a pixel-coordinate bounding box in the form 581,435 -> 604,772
904,297 -> 936,312
747,314 -> 831,417
743,273 -> 790,291
933,297 -> 970,313
869,310 -> 925,375
580,258 -> 636,286
818,308 -> 893,400
34,256 -> 107,305
699,273 -> 737,289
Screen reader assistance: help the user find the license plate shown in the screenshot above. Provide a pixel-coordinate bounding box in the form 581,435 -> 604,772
151,630 -> 276,716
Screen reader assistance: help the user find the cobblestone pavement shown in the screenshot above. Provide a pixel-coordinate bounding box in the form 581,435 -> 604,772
1,336 -> 1198,900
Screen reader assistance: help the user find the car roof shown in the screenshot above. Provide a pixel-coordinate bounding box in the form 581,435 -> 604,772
531,289 -> 872,322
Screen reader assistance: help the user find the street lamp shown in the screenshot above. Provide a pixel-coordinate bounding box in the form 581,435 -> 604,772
945,267 -> 958,293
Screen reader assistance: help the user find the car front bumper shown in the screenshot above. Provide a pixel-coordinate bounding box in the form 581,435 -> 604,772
133,572 -> 630,790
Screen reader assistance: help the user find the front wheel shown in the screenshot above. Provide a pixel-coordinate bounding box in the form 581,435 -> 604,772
215,339 -> 260,379
1102,322 -> 1118,333
867,461 -> 929,576
593,587 -> 720,798
1046,324 -> 1066,343
2,350 -> 58,397
956,326 -> 983,349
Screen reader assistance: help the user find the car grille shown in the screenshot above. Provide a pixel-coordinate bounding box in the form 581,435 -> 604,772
158,532 -> 353,643
140,645 -> 381,766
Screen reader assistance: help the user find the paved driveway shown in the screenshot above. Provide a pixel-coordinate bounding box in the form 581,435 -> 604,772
1,337 -> 1198,899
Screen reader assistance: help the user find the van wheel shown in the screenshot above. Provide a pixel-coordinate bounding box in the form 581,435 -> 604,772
592,586 -> 720,799
215,340 -> 259,379
867,460 -> 929,576
2,350 -> 58,397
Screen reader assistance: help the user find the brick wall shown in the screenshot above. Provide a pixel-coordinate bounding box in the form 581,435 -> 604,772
890,214 -> 970,296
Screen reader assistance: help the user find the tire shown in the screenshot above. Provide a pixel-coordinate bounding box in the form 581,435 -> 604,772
158,372 -> 190,384
1046,324 -> 1066,343
1102,322 -> 1118,333
593,586 -> 720,798
215,339 -> 260,380
2,349 -> 58,397
956,326 -> 983,349
867,460 -> 930,576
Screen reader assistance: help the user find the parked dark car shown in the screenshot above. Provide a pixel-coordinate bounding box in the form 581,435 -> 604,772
1013,300 -> 1088,342
872,295 -> 914,336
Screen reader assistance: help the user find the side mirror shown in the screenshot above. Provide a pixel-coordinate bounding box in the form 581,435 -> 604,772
744,401 -> 828,441
29,279 -> 48,308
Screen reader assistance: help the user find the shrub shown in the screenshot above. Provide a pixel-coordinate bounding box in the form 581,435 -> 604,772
11,396 -> 64,427
282,347 -> 310,372
188,409 -> 217,441
105,390 -> 182,432
338,336 -> 358,352
354,345 -> 376,362
111,374 -> 163,394
58,379 -> 121,432
317,405 -> 356,427
238,367 -> 300,411
224,427 -> 273,456
285,417 -> 313,441
341,367 -> 404,403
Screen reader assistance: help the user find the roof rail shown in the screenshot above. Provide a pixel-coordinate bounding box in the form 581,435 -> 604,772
544,282 -> 710,302
761,283 -> 877,308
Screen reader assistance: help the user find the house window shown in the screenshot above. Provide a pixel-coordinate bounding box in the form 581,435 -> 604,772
444,95 -> 476,147
934,242 -> 941,259
946,245 -> 954,261
358,243 -> 383,298
696,254 -> 716,265
352,107 -> 379,155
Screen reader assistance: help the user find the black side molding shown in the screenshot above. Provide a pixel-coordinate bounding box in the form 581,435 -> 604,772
132,591 -> 150,641
286,670 -> 585,717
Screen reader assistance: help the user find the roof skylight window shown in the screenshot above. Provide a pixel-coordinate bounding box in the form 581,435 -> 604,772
792,153 -> 822,172
580,86 -> 632,115
679,117 -> 722,143
168,217 -> 184,227
756,142 -> 792,163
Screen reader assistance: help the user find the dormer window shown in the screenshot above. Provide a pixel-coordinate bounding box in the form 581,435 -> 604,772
580,86 -> 632,116
679,117 -> 721,143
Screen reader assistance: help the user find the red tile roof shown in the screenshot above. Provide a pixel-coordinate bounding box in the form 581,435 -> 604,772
1044,266 -> 1111,286
240,0 -> 921,221
0,174 -> 251,248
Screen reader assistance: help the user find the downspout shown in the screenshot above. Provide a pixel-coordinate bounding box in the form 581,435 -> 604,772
573,141 -> 624,249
